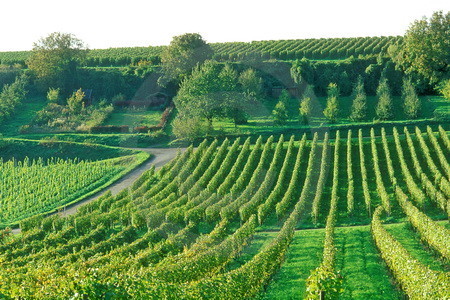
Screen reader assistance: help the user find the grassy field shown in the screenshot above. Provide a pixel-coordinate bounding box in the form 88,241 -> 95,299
103,108 -> 162,127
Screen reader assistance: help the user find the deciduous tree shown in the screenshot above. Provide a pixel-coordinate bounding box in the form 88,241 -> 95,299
27,32 -> 87,93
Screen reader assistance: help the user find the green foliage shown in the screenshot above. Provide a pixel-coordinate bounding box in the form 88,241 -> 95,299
391,11 -> 450,84
238,68 -> 263,99
172,115 -> 209,141
402,78 -> 421,119
160,33 -> 213,84
438,79 -> 450,100
291,58 -> 314,85
0,74 -> 27,124
27,32 -> 87,93
371,206 -> 450,299
350,76 -> 367,121
67,88 -> 85,113
323,83 -> 340,122
272,99 -> 288,125
0,156 -> 127,226
46,88 -> 60,104
376,77 -> 393,120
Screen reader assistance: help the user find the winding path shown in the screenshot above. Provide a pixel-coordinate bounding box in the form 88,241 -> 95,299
11,147 -> 183,234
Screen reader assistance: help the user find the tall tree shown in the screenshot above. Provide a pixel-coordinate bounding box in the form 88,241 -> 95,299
299,86 -> 314,124
272,99 -> 288,125
174,60 -> 222,127
390,11 -> 450,85
402,78 -> 421,119
323,83 -> 340,123
350,76 -> 367,121
376,77 -> 393,120
27,32 -> 87,93
160,33 -> 213,85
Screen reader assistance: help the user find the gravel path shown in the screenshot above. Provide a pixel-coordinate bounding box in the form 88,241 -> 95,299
11,147 -> 183,234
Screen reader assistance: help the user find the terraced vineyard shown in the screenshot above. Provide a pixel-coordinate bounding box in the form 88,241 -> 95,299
0,125 -> 449,299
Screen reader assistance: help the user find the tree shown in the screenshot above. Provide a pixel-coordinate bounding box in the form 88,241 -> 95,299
402,78 -> 421,119
46,88 -> 60,104
174,60 -> 222,127
272,100 -> 288,125
238,68 -> 263,99
67,88 -> 85,113
390,11 -> 450,85
350,76 -> 367,121
438,79 -> 450,100
218,64 -> 245,125
376,77 -> 393,120
27,32 -> 87,93
291,58 -> 314,85
160,33 -> 213,85
299,85 -> 315,124
172,115 -> 209,141
323,83 -> 340,123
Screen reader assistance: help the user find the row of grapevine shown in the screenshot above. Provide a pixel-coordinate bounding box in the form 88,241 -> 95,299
371,206 -> 450,299
311,133 -> 331,223
276,132 -> 318,219
380,128 -> 450,261
358,129 -> 372,215
370,128 -> 391,214
306,131 -> 342,299
402,127 -> 447,211
346,130 -> 354,213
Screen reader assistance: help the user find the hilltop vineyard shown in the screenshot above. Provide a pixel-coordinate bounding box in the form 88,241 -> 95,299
0,36 -> 401,66
0,126 -> 449,299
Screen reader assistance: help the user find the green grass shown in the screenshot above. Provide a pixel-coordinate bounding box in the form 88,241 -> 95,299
263,225 -> 403,299
0,97 -> 46,136
262,229 -> 324,299
335,225 -> 402,300
103,108 -> 162,127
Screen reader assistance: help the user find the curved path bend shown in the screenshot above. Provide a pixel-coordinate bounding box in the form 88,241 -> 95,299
11,147 -> 184,234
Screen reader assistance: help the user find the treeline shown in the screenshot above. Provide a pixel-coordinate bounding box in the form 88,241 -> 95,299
0,36 -> 400,67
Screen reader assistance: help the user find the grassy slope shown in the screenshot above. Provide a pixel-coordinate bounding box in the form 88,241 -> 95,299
0,97 -> 46,136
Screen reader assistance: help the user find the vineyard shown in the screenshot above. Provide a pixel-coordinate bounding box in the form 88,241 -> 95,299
0,139 -> 150,227
0,125 -> 448,298
0,36 -> 401,66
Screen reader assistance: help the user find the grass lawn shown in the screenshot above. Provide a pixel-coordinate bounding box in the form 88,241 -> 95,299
262,229 -> 324,299
0,97 -> 46,136
103,108 -> 162,128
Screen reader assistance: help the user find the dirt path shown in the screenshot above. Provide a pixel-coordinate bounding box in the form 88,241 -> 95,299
11,147 -> 183,234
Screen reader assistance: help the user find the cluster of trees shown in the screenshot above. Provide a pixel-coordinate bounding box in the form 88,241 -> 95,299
272,75 -> 421,125
0,75 -> 27,124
